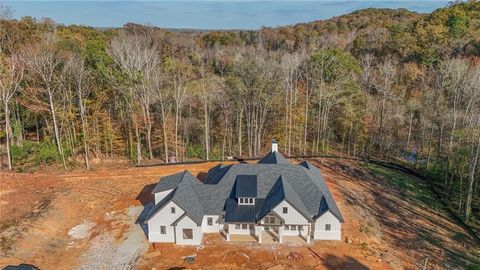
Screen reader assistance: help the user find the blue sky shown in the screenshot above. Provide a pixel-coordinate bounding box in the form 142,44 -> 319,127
4,0 -> 449,29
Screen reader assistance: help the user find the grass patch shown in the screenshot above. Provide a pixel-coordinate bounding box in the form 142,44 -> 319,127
467,264 -> 480,270
359,222 -> 375,235
365,162 -> 444,212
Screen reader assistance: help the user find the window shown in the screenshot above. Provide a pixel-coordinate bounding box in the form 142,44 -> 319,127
235,224 -> 240,229
242,224 -> 248,230
239,197 -> 255,205
299,226 -> 303,231
291,225 -> 296,230
207,217 -> 213,226
265,216 -> 275,224
284,225 -> 289,230
183,229 -> 193,239
249,224 -> 254,230
160,226 -> 166,234
283,207 -> 288,214
325,224 -> 331,231
171,207 -> 175,214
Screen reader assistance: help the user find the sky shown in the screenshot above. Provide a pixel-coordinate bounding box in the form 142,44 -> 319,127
3,0 -> 449,29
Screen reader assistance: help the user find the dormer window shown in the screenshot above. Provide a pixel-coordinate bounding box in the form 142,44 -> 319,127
238,197 -> 255,205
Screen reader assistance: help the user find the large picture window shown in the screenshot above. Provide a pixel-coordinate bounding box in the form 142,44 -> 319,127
183,229 -> 193,239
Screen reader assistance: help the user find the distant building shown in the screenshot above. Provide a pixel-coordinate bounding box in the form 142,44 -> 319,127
144,140 -> 344,245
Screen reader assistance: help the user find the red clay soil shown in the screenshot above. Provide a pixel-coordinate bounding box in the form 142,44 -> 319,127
0,158 -> 478,270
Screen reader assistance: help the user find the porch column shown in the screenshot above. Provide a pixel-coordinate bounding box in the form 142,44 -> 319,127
278,226 -> 284,244
226,225 -> 231,241
307,224 -> 312,244
258,229 -> 263,244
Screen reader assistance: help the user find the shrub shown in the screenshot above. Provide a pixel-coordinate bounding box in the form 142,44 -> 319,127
35,141 -> 60,165
11,141 -> 34,164
467,264 -> 480,270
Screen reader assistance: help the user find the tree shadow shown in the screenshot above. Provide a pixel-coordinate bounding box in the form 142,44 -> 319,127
320,254 -> 369,270
196,172 -> 208,183
135,182 -> 157,237
317,159 -> 479,269
135,183 -> 156,206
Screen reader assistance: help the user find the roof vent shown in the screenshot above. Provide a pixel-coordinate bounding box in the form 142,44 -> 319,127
272,139 -> 278,152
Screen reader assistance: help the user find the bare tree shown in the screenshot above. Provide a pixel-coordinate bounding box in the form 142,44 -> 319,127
171,65 -> 188,161
66,54 -> 91,169
109,30 -> 158,163
0,53 -> 24,170
152,65 -> 172,162
23,34 -> 67,168
280,53 -> 302,155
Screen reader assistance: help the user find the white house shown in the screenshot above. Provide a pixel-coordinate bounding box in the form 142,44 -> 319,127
144,140 -> 344,245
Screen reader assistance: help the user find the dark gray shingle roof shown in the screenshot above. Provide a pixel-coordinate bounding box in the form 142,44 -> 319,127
151,170 -> 201,193
257,151 -> 290,164
147,152 -> 343,225
256,176 -> 311,221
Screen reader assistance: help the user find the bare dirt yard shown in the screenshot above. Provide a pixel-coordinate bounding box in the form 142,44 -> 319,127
0,158 -> 478,269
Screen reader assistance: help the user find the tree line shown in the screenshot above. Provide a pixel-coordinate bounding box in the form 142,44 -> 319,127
0,2 -> 479,226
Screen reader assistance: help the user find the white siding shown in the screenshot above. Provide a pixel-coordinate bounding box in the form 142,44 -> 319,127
154,189 -> 174,204
147,201 -> 184,243
283,224 -> 309,236
227,224 -> 255,235
175,215 -> 203,245
254,225 -> 263,236
272,200 -> 309,225
313,211 -> 341,240
201,215 -> 222,233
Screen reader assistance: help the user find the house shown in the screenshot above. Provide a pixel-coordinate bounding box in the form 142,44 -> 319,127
144,140 -> 344,245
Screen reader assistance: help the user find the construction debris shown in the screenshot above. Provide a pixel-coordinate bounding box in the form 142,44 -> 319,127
287,252 -> 304,261
240,252 -> 250,260
183,254 -> 197,263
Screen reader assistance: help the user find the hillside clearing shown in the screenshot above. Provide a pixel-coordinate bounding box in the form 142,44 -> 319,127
0,158 -> 478,269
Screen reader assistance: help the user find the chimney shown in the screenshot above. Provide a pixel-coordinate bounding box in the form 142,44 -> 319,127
271,139 -> 278,152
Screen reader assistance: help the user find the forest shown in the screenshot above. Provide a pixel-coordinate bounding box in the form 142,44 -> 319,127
0,2 -> 479,231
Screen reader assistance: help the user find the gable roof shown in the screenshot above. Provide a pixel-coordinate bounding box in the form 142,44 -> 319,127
235,175 -> 258,198
300,162 -> 344,222
256,176 -> 311,221
146,171 -> 204,225
257,151 -> 290,165
151,170 -> 201,194
170,181 -> 204,224
147,152 -> 343,226
144,188 -> 177,222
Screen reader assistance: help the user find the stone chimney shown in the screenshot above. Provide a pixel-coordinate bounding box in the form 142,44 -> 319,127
271,139 -> 278,152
